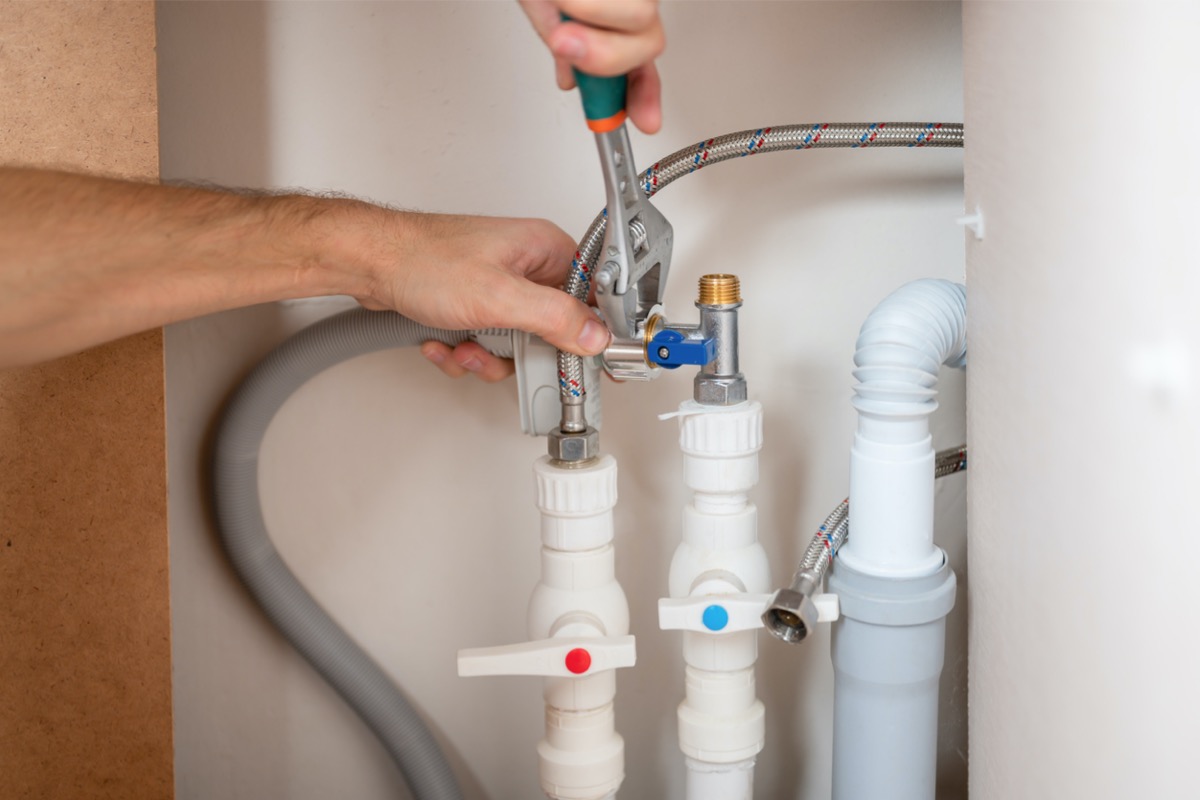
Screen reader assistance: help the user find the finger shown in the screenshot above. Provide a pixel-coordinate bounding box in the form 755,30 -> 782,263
549,19 -> 665,78
517,0 -> 561,44
555,0 -> 659,34
450,342 -> 515,383
555,58 -> 577,91
492,275 -> 610,357
626,62 -> 662,134
518,2 -> 578,91
421,341 -> 468,379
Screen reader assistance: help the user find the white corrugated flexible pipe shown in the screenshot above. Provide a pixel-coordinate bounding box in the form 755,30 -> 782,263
838,278 -> 967,578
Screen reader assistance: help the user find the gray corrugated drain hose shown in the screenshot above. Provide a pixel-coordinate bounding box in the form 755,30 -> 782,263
212,307 -> 494,800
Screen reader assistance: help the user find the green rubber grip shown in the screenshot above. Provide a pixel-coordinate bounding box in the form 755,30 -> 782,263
560,14 -> 627,126
573,70 -> 628,124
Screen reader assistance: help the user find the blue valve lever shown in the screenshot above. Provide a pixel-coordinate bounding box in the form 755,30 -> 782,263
648,330 -> 717,369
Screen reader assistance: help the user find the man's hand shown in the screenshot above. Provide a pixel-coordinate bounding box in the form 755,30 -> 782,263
342,210 -> 610,382
519,0 -> 665,134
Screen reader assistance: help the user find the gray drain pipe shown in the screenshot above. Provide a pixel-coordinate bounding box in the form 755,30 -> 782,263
211,308 -> 507,800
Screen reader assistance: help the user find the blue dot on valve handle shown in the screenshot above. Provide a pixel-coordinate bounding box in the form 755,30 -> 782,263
702,604 -> 729,631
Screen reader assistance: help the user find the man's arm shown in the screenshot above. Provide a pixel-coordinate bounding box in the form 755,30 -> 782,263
0,168 -> 610,373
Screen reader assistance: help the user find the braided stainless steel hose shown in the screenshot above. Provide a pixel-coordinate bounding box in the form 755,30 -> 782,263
935,443 -> 968,478
763,443 -> 967,644
798,500 -> 850,579
557,122 -> 965,410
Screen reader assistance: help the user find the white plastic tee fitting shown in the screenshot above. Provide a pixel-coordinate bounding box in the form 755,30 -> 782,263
458,455 -> 634,800
660,401 -> 770,783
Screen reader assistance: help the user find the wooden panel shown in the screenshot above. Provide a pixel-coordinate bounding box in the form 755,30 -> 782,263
0,2 -> 172,798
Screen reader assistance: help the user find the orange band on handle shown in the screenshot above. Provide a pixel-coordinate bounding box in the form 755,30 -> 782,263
586,110 -> 627,134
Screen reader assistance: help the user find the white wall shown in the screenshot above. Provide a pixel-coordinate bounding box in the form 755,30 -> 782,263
964,3 -> 1200,798
158,2 -> 966,798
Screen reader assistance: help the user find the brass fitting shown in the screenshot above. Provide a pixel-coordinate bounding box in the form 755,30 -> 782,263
698,274 -> 742,306
695,273 -> 747,406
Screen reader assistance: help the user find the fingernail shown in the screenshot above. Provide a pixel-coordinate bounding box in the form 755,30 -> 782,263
577,319 -> 611,355
461,355 -> 484,372
423,346 -> 445,365
554,35 -> 586,60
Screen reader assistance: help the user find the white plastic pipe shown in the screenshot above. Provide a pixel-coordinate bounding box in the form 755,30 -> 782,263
458,455 -> 632,800
532,455 -> 630,800
838,279 -> 967,579
684,757 -> 755,800
666,401 -> 770,800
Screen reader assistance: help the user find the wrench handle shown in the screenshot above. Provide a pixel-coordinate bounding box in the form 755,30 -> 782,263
561,14 -> 628,132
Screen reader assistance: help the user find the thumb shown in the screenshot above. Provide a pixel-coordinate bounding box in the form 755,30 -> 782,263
502,278 -> 611,357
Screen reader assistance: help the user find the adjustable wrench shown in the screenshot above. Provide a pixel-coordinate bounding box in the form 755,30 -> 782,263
570,59 -> 674,340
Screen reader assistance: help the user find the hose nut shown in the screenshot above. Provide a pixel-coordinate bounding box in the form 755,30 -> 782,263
762,586 -> 819,645
547,426 -> 601,465
763,571 -> 819,645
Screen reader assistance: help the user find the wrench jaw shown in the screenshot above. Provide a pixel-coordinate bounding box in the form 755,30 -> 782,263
597,217 -> 673,340
591,126 -> 674,340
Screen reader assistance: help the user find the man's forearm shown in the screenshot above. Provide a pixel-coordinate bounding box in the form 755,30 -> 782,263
0,168 -> 374,367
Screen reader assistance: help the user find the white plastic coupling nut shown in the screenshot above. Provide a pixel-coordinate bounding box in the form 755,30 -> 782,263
538,705 -> 625,800
457,635 -> 636,679
678,666 -> 766,763
677,400 -> 763,458
675,400 -> 764,497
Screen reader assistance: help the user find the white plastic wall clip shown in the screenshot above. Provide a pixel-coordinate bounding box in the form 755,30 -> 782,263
457,635 -> 636,678
955,205 -> 985,241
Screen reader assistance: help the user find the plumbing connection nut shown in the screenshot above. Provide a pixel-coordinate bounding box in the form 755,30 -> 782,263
695,375 -> 748,406
547,426 -> 601,465
762,574 -> 819,645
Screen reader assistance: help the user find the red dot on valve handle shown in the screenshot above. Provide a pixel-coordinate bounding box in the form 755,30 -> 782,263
564,648 -> 591,675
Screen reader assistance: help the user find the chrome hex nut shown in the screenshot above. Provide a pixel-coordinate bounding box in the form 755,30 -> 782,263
695,375 -> 748,406
547,426 -> 601,464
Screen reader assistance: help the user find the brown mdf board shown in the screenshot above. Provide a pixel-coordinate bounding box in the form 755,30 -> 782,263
0,2 -> 173,799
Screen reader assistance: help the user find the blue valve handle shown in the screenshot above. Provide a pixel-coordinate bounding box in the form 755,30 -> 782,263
648,330 -> 717,369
